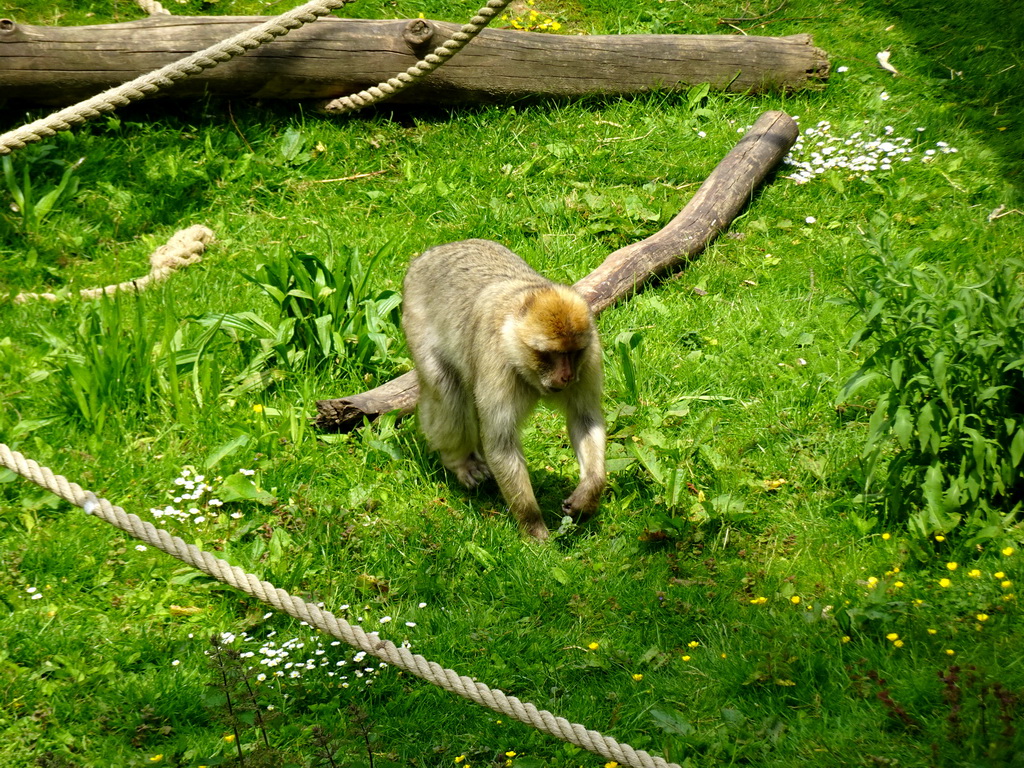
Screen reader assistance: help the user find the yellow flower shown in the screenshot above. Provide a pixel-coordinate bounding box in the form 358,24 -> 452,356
893,640 -> 904,648
749,596 -> 768,605
927,628 -> 937,635
505,752 -> 517,758
894,581 -> 905,588
720,653 -> 727,659
946,562 -> 958,571
605,763 -> 619,768
1001,580 -> 1013,589
681,655 -> 692,661
976,613 -> 989,622
632,673 -> 643,682
968,569 -> 981,579
252,404 -> 264,413
935,535 -> 946,542
149,758 -> 163,764
945,649 -> 955,655
790,596 -> 801,605
223,735 -> 236,743
867,576 -> 879,587
881,533 -> 891,540
550,21 -> 562,31
588,642 -> 599,651
688,641 -> 700,648
841,636 -> 851,644
886,633 -> 899,641
939,578 -> 952,588
913,599 -> 924,606
1003,547 -> 1016,556
455,758 -> 466,765
995,571 -> 1006,579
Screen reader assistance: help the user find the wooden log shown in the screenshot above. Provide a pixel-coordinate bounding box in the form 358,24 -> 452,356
0,15 -> 828,105
315,110 -> 799,432
317,369 -> 421,434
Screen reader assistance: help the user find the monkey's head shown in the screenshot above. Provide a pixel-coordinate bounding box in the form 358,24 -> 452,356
512,286 -> 596,394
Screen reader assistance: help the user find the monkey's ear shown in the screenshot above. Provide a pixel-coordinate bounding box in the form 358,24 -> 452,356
518,293 -> 536,317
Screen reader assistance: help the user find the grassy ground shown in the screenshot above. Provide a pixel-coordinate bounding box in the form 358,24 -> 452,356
1,0 -> 1022,766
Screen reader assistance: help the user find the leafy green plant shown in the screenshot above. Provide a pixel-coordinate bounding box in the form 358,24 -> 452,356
610,331 -> 644,403
38,294 -> 235,430
936,664 -> 1022,766
194,311 -> 301,398
625,407 -> 756,540
241,246 -> 403,377
271,126 -> 318,168
498,0 -> 565,33
204,634 -> 292,767
840,215 -> 1024,543
1,150 -> 83,235
40,295 -> 165,432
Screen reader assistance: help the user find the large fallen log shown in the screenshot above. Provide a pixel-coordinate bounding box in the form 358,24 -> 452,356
315,109 -> 799,432
0,15 -> 828,105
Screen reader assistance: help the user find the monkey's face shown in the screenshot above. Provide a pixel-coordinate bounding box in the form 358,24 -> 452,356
534,347 -> 586,393
513,286 -> 596,395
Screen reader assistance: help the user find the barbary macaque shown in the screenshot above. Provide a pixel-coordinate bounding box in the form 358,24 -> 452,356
402,239 -> 606,540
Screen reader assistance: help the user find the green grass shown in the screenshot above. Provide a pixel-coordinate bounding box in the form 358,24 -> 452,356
1,0 -> 1023,766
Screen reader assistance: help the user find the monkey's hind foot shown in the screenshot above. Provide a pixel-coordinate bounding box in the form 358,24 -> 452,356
521,517 -> 551,541
449,453 -> 492,489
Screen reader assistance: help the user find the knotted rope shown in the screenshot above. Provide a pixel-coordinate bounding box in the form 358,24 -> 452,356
13,225 -> 214,302
0,444 -> 679,768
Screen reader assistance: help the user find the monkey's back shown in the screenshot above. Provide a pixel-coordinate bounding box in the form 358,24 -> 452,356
403,239 -> 556,377
405,239 -> 548,299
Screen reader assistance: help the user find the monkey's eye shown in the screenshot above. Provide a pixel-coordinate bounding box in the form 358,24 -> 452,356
535,351 -> 558,369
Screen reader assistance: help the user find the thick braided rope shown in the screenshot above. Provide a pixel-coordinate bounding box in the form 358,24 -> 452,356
0,444 -> 678,768
323,0 -> 512,114
13,225 -> 214,303
0,0 -> 356,155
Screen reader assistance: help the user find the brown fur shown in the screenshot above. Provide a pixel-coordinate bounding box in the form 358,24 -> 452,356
522,288 -> 591,351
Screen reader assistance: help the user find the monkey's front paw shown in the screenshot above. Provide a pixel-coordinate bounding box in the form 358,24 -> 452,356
453,453 -> 492,489
562,490 -> 600,522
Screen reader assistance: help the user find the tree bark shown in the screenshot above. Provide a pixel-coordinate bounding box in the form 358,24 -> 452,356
315,109 -> 798,432
0,15 -> 828,105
